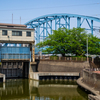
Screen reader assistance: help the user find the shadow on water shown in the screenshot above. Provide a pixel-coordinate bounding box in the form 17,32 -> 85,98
77,86 -> 88,100
0,79 -> 88,100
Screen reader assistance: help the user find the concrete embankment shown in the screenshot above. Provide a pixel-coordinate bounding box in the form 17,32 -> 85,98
37,61 -> 89,72
77,77 -> 99,95
29,72 -> 79,80
77,77 -> 100,100
80,68 -> 100,100
30,61 -> 90,80
0,73 -> 5,82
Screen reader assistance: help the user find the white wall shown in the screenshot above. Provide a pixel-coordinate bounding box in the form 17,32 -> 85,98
0,28 -> 34,42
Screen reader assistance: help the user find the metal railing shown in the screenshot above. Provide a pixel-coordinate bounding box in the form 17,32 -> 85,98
35,55 -> 87,61
1,54 -> 30,60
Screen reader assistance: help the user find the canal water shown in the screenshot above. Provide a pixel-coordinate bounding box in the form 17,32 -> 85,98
0,79 -> 88,100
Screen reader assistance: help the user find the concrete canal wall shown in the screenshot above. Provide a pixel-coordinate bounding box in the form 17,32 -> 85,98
29,72 -> 79,80
83,69 -> 100,90
77,77 -> 100,100
30,60 -> 100,99
29,61 -> 90,80
77,69 -> 100,100
0,73 -> 5,82
36,60 -> 90,72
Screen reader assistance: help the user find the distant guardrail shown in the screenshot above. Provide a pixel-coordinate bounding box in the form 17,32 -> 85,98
35,55 -> 88,62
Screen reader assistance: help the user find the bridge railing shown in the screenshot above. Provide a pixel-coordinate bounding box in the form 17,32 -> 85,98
35,55 -> 87,61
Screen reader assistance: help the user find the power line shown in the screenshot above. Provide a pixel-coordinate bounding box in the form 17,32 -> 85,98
0,3 -> 100,11
1,14 -> 100,22
91,14 -> 100,16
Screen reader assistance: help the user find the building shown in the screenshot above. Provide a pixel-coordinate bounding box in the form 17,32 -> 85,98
0,23 -> 35,78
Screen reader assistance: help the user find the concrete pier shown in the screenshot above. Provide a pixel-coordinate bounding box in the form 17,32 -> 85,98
0,73 -> 5,82
29,72 -> 79,81
77,77 -> 100,100
88,94 -> 100,100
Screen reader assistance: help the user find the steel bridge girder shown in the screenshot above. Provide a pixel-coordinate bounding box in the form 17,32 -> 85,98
25,13 -> 100,44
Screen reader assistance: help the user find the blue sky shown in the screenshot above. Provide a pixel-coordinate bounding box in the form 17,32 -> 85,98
0,0 -> 100,24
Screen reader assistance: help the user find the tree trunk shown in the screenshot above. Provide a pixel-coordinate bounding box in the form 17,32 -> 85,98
62,54 -> 65,57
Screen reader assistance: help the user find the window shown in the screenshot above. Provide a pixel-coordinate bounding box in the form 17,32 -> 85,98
13,62 -> 16,65
8,62 -> 11,65
18,62 -> 22,66
12,31 -> 22,36
2,30 -> 7,36
26,31 -> 31,37
3,62 -> 6,65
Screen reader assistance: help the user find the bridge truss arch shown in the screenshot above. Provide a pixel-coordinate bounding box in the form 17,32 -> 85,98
25,13 -> 100,44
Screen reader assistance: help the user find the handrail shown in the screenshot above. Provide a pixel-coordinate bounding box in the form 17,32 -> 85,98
35,55 -> 87,61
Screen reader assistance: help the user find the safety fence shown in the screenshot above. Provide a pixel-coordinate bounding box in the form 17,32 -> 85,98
35,55 -> 88,62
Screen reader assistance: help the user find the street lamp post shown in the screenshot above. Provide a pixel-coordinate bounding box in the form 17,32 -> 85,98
87,36 -> 88,62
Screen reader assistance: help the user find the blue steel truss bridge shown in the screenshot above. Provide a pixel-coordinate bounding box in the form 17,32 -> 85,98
25,13 -> 100,44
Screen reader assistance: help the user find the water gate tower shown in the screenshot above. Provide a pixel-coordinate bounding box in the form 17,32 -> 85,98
0,23 -> 35,78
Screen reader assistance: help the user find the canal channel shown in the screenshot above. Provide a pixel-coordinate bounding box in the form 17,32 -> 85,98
0,79 -> 88,100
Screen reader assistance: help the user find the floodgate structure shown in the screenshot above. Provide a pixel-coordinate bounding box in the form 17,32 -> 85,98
0,23 -> 35,78
0,13 -> 100,80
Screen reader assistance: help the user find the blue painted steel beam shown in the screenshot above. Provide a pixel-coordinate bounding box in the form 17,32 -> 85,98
68,17 -> 70,29
25,13 -> 100,26
43,23 -> 45,40
91,20 -> 93,35
50,20 -> 52,34
25,13 -> 100,44
46,20 -> 48,37
86,19 -> 91,28
65,16 -> 67,29
77,17 -> 81,28
55,17 -> 57,30
80,18 -> 85,26
59,18 -> 60,28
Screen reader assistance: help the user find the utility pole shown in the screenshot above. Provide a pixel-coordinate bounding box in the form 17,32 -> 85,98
20,17 -> 21,24
87,36 -> 88,62
12,14 -> 13,24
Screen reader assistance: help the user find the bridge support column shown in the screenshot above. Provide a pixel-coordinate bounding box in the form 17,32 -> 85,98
31,43 -> 35,62
46,20 -> 48,37
77,17 -> 81,28
91,20 -> 93,35
68,17 -> 70,29
55,17 -> 57,30
59,18 -> 61,28
43,23 -> 45,40
50,20 -> 52,34
65,16 -> 67,29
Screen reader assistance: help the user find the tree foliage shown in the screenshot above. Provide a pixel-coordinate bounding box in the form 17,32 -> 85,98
36,27 -> 100,56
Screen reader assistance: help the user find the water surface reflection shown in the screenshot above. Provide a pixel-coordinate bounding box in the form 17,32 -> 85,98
0,79 -> 88,100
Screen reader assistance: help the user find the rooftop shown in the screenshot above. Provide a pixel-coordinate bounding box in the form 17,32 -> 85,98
0,23 -> 34,30
0,23 -> 26,28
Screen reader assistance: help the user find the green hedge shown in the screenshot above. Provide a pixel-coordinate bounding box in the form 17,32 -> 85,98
50,56 -> 59,60
49,56 -> 87,61
72,56 -> 87,61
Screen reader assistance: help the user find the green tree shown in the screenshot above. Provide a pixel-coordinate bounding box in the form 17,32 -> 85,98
88,35 -> 100,55
36,27 -> 100,56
